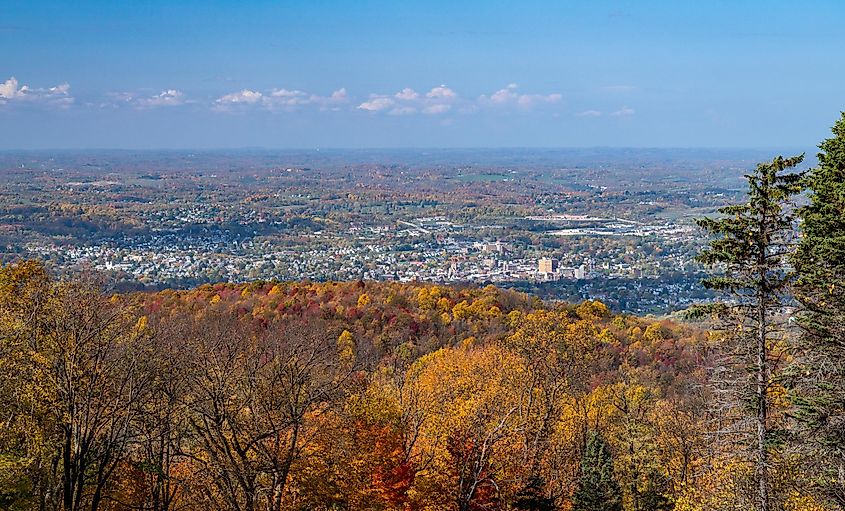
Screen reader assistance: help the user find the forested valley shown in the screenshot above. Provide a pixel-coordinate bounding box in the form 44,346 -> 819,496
1,115 -> 845,511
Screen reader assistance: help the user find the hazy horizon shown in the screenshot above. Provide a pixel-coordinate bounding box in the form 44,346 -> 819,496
0,145 -> 819,153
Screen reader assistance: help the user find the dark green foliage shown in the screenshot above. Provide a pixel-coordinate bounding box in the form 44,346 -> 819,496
695,154 -> 804,511
572,433 -> 622,511
513,476 -> 556,511
792,112 -> 845,506
638,471 -> 673,511
696,154 -> 804,299
794,112 -> 845,350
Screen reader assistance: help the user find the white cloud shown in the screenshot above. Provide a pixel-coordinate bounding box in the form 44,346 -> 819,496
358,96 -> 395,112
360,85 -> 456,115
421,85 -> 456,114
209,83 -> 560,116
395,88 -> 419,101
215,87 -> 348,112
576,110 -> 603,117
426,85 -> 456,100
0,80 -> 585,117
263,88 -> 311,111
488,83 -> 519,104
268,88 -> 308,104
137,89 -> 186,108
360,83 -> 563,116
215,89 -> 264,109
42,84 -> 73,107
270,88 -> 306,99
0,76 -> 73,107
610,107 -> 635,117
0,77 -> 27,102
49,83 -> 70,96
310,88 -> 348,110
328,88 -> 348,101
479,84 -> 562,109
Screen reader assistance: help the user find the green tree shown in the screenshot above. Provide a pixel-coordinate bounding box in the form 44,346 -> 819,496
637,471 -> 673,511
512,476 -> 556,511
572,433 -> 622,511
694,155 -> 804,511
792,112 -> 845,507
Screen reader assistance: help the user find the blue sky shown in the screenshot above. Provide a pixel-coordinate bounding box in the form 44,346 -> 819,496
1,0 -> 844,149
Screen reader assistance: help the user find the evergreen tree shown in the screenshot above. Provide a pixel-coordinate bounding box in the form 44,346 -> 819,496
792,112 -> 845,506
572,433 -> 622,511
513,476 -> 556,511
693,154 -> 804,511
638,471 -> 673,511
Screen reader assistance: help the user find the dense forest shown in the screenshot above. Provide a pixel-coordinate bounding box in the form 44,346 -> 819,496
0,265 -> 721,511
1,113 -> 844,511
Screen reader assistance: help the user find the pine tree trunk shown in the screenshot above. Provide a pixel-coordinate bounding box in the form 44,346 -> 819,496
756,275 -> 768,511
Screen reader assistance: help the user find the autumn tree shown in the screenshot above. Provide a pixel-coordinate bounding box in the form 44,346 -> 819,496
179,311 -> 352,511
0,261 -> 152,511
131,314 -> 195,511
0,261 -> 53,509
290,377 -> 416,510
0,265 -> 734,511
602,380 -> 672,511
405,344 -> 523,511
504,308 -> 604,505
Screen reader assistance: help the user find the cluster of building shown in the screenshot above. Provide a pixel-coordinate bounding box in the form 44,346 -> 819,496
537,257 -> 591,281
17,205 -> 702,314
27,220 -> 601,287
